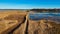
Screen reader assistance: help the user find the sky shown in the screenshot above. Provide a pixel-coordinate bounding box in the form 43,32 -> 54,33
0,0 -> 60,9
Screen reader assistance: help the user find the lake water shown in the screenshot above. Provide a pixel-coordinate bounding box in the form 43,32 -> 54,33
29,13 -> 60,22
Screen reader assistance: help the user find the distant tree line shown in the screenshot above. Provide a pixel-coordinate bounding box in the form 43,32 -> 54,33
30,9 -> 60,13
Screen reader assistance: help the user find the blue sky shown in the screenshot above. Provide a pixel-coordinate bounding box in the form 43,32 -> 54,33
0,0 -> 60,9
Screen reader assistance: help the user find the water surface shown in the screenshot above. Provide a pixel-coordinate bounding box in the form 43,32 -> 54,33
29,13 -> 60,23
